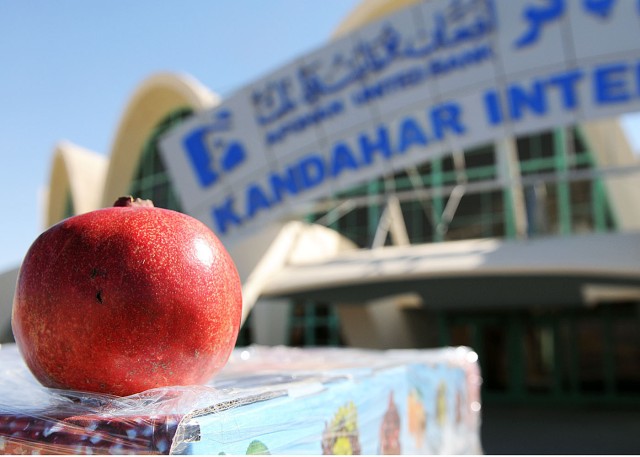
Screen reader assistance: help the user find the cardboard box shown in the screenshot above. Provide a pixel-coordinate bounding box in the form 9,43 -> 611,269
0,344 -> 482,454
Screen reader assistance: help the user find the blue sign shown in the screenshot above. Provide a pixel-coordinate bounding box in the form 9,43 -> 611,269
160,0 -> 640,243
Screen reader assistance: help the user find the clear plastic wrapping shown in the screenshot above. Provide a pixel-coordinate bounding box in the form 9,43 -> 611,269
0,344 -> 482,454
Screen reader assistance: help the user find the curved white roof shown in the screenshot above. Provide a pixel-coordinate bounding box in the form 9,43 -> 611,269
46,141 -> 107,227
102,72 -> 220,207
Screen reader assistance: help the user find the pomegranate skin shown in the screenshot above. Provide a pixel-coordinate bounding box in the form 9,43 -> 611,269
11,204 -> 242,396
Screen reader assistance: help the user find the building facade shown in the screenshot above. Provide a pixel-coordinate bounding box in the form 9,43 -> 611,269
36,0 -> 640,407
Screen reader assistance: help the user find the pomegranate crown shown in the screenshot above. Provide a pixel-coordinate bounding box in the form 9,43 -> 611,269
113,196 -> 155,208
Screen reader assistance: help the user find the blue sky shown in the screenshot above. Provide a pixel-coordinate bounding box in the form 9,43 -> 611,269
0,1 -> 361,272
1,1 -> 640,274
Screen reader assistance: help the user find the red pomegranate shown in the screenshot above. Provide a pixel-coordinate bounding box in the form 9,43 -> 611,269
12,197 -> 242,396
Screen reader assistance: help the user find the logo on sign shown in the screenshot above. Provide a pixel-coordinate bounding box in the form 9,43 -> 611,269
182,109 -> 247,188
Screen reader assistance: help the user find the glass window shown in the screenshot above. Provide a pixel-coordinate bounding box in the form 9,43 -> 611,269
464,145 -> 496,181
481,323 -> 509,392
445,191 -> 505,241
289,301 -> 343,347
613,312 -> 640,394
524,324 -> 556,394
517,131 -> 555,166
63,192 -> 74,219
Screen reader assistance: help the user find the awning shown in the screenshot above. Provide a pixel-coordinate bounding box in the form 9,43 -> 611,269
260,231 -> 640,310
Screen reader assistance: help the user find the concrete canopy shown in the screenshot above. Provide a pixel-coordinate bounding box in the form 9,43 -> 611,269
261,231 -> 640,310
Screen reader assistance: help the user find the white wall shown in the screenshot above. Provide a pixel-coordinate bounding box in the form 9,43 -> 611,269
0,267 -> 18,343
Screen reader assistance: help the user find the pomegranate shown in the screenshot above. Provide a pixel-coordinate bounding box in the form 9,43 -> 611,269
11,197 -> 242,396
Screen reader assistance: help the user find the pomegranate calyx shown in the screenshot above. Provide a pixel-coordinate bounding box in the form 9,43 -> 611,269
113,196 -> 155,208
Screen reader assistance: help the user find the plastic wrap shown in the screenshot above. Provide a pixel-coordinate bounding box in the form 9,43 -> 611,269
0,343 -> 482,454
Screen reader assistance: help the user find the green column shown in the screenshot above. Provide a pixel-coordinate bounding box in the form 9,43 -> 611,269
431,159 -> 444,242
437,311 -> 450,346
503,188 -> 517,239
602,306 -> 616,398
568,317 -> 581,399
551,321 -> 563,398
328,307 -> 341,347
304,301 -> 316,346
553,128 -> 572,235
592,178 -> 608,232
507,313 -> 526,399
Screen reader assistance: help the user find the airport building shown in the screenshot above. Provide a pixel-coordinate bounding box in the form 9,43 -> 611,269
6,0 -> 640,407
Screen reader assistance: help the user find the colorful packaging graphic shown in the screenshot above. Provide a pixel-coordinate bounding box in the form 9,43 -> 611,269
321,402 -> 361,455
0,345 -> 482,455
379,392 -> 401,455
